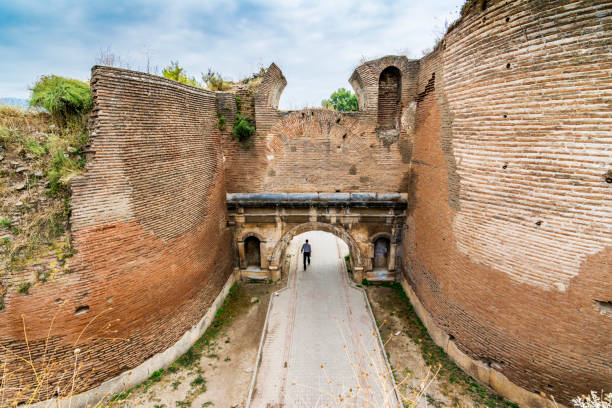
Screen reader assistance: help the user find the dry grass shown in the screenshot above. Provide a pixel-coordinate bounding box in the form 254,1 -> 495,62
0,106 -> 87,304
0,308 -> 131,407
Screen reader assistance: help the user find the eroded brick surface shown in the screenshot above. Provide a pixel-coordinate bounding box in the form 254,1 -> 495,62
1,1 -> 610,405
0,68 -> 234,401
404,0 -> 612,403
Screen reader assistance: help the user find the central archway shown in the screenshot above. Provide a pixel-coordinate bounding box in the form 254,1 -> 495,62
269,222 -> 364,280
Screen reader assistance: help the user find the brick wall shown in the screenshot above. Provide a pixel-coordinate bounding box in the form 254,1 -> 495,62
0,67 -> 234,401
1,1 -> 610,403
377,67 -> 402,131
404,0 -> 612,403
224,58 -> 418,193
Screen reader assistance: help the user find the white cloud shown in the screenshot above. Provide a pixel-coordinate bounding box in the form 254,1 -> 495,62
0,0 -> 461,108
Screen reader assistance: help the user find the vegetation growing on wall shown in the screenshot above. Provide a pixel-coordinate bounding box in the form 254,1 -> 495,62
322,88 -> 358,111
231,95 -> 256,148
203,68 -> 232,91
1,75 -> 91,306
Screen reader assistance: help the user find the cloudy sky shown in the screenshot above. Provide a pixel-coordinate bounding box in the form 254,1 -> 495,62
0,0 -> 461,109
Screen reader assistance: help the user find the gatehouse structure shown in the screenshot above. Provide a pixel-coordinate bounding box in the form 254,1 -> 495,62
226,192 -> 407,282
1,1 -> 611,407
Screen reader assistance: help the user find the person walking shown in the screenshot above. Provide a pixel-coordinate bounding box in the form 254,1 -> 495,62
301,239 -> 312,270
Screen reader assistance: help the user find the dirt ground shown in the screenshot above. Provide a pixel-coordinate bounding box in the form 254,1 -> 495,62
365,284 -> 519,408
120,279 -> 284,408
112,277 -> 518,408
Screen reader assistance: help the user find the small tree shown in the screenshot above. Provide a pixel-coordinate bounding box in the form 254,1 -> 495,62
321,88 -> 359,111
162,61 -> 200,87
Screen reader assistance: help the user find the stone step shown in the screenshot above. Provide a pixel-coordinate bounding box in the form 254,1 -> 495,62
240,269 -> 269,280
365,270 -> 396,282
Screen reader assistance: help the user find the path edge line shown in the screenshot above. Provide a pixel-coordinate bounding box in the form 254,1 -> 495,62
245,253 -> 295,407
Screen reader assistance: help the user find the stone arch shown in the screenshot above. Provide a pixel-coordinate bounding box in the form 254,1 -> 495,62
269,222 -> 364,271
377,66 -> 402,131
370,232 -> 392,243
244,236 -> 262,268
240,231 -> 266,242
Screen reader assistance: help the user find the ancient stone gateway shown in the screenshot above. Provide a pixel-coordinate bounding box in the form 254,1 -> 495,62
1,2 -> 610,407
226,193 -> 407,283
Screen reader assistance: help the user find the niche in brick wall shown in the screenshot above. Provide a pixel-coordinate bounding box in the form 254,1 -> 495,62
377,66 -> 401,144
245,236 -> 261,269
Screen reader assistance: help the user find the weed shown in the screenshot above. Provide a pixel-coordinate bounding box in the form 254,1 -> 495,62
25,138 -> 47,155
230,95 -> 255,148
18,282 -> 31,294
177,348 -> 198,367
232,113 -> 255,147
202,402 -> 214,407
371,283 -> 518,407
171,380 -> 181,390
217,114 -> 226,130
190,375 -> 205,386
176,401 -> 190,407
109,388 -> 133,402
224,356 -> 231,362
203,69 -> 231,91
124,367 -> 164,394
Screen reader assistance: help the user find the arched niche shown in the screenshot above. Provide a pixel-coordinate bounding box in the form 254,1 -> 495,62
377,66 -> 402,131
244,236 -> 262,269
373,236 -> 391,270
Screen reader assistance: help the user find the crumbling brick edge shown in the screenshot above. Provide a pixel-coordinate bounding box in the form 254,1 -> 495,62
30,269 -> 240,408
400,277 -> 568,408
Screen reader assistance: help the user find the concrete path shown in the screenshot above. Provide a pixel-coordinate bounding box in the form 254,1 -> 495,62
248,231 -> 400,408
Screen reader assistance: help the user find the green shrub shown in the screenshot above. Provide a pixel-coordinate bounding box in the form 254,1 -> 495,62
47,148 -> 82,195
203,69 -> 231,91
162,61 -> 201,87
217,114 -> 227,130
231,95 -> 255,147
29,75 -> 92,123
25,138 -> 47,156
232,114 -> 255,146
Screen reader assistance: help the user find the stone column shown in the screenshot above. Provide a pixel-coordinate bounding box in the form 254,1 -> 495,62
269,265 -> 281,281
353,266 -> 364,283
237,241 -> 246,269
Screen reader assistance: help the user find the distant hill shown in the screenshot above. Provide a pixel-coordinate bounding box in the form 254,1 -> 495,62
0,97 -> 29,109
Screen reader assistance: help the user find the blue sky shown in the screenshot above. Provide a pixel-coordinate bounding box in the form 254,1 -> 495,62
0,0 -> 461,109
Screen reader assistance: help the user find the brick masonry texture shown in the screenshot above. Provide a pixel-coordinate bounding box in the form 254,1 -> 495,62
0,67 -> 234,401
403,0 -> 611,404
1,0 -> 610,405
223,56 -> 418,193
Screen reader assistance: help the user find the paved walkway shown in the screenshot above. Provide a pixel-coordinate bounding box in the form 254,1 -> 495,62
248,231 -> 399,408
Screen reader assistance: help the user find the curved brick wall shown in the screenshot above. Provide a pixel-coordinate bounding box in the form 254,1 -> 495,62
1,1 -> 610,404
404,0 -> 612,403
0,67 -> 234,401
